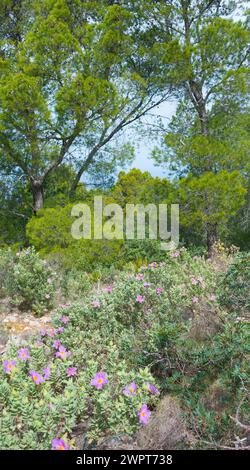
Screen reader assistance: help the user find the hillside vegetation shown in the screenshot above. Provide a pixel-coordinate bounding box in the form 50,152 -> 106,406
0,246 -> 249,450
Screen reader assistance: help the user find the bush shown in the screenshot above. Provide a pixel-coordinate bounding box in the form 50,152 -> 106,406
7,247 -> 56,315
219,252 -> 250,313
60,269 -> 92,301
0,248 -> 15,298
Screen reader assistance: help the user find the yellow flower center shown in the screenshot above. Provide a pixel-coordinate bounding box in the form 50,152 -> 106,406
98,378 -> 103,383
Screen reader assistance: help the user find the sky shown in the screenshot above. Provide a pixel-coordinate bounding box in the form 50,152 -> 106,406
127,99 -> 177,178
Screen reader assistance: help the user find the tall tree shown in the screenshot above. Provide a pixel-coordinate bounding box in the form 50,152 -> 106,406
0,0 -> 173,212
148,0 -> 249,251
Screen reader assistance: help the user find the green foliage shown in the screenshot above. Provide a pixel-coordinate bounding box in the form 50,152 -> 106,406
219,252 -> 250,313
0,248 -> 14,297
2,247 -> 56,315
60,269 -> 93,301
178,170 -> 247,232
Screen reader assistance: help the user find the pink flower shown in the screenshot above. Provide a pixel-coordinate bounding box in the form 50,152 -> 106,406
156,287 -> 163,295
192,296 -> 199,304
48,329 -> 56,338
136,295 -> 144,303
191,277 -> 198,285
104,286 -> 113,293
67,367 -> 77,377
40,329 -> 47,337
123,382 -> 137,396
44,367 -> 50,380
170,251 -> 180,258
53,340 -> 61,349
145,383 -> 159,395
47,278 -> 53,284
143,282 -> 151,288
17,348 -> 30,361
60,316 -> 69,324
92,300 -> 100,309
90,372 -> 108,389
3,360 -> 17,374
52,438 -> 70,451
209,294 -> 216,301
57,327 -> 64,334
135,273 -> 144,281
45,293 -> 51,299
56,346 -> 71,360
148,262 -> 157,269
29,370 -> 44,385
138,404 -> 151,425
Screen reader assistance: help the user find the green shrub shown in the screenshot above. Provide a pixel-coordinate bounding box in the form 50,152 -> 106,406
60,269 -> 92,301
219,252 -> 250,313
0,248 -> 15,298
8,247 -> 56,315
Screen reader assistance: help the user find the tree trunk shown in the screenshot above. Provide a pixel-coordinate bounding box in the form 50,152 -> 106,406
31,180 -> 44,214
206,222 -> 218,257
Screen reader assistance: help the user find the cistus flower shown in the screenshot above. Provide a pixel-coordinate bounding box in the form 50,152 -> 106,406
92,300 -> 101,308
209,294 -> 216,301
135,273 -> 144,281
90,372 -> 108,389
3,360 -> 17,374
60,315 -> 69,324
191,277 -> 198,285
17,348 -> 31,361
40,329 -> 47,337
57,327 -> 64,334
123,382 -> 137,396
67,367 -> 77,377
29,370 -> 44,385
148,262 -> 157,268
170,251 -> 180,258
56,346 -> 71,360
104,286 -> 113,293
48,329 -> 56,338
156,287 -> 163,295
44,367 -> 50,380
47,277 -> 53,284
145,383 -> 159,395
138,404 -> 151,425
136,295 -> 144,303
53,339 -> 61,349
192,296 -> 199,304
143,282 -> 151,288
52,438 -> 70,451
